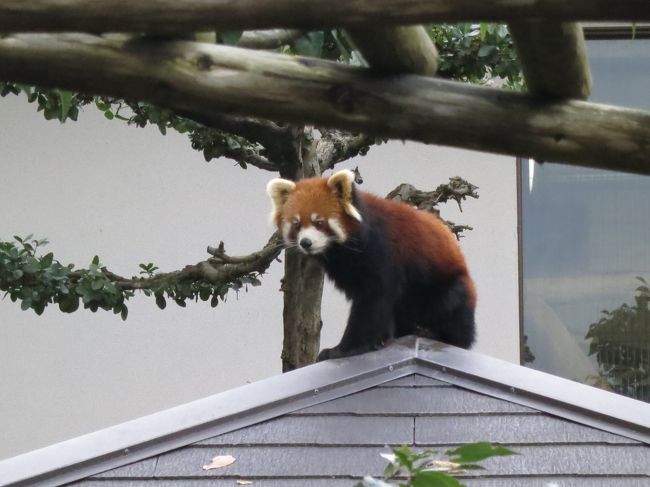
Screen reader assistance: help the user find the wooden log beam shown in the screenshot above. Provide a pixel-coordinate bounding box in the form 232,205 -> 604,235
0,1 -> 649,33
1,34 -> 649,174
345,26 -> 438,75
509,21 -> 592,99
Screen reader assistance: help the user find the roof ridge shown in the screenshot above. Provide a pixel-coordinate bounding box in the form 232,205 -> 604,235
2,335 -> 650,486
0,337 -> 419,487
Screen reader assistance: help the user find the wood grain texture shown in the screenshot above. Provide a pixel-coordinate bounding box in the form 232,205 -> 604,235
0,1 -> 649,33
1,34 -> 649,173
510,21 -> 592,99
346,26 -> 438,75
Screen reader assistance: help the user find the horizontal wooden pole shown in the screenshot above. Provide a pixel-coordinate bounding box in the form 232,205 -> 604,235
510,21 -> 592,99
1,34 -> 649,174
0,1 -> 649,33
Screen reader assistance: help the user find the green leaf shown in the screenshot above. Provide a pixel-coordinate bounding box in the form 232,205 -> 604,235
91,279 -> 104,291
199,287 -> 211,301
412,471 -> 463,487
477,45 -> 496,58
293,31 -> 325,58
155,293 -> 167,310
479,23 -> 488,41
120,306 -> 128,321
41,252 -> 54,268
382,460 -> 400,479
446,442 -> 517,464
59,294 -> 80,313
393,445 -> 414,470
219,30 -> 243,46
92,255 -> 100,266
23,259 -> 41,274
58,90 -> 73,122
69,105 -> 79,122
104,110 -> 114,120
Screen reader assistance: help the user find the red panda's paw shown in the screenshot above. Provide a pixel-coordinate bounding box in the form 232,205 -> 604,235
317,346 -> 353,361
317,343 -> 379,361
316,347 -> 337,362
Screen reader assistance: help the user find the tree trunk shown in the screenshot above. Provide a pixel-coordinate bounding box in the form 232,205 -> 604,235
281,248 -> 324,371
279,137 -> 325,372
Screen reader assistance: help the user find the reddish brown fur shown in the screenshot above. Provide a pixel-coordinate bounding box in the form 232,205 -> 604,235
279,178 -> 359,237
280,180 -> 473,295
271,172 -> 476,357
362,193 -> 468,274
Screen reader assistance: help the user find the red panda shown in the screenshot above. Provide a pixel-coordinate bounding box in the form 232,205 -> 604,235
267,169 -> 476,360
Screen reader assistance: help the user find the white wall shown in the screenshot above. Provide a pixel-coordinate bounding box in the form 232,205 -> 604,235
0,95 -> 519,459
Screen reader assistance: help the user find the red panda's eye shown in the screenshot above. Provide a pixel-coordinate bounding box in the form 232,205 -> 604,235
314,220 -> 325,229
292,221 -> 300,230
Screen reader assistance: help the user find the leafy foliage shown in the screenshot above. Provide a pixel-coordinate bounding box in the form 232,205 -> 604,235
357,443 -> 517,487
586,277 -> 650,401
429,23 -> 522,88
0,235 -> 131,318
0,83 -> 79,122
0,236 -> 262,318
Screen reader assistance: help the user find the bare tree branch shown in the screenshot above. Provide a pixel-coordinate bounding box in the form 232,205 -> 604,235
2,34 -> 650,173
174,110 -> 301,171
387,177 -> 480,212
386,177 -> 480,239
178,111 -> 291,151
316,130 -> 377,172
96,234 -> 283,291
223,146 -> 277,171
0,0 -> 648,33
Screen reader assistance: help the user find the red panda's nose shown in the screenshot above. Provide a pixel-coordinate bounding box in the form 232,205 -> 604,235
300,238 -> 313,250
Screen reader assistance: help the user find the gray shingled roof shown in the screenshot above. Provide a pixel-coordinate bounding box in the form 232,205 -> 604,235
1,337 -> 650,486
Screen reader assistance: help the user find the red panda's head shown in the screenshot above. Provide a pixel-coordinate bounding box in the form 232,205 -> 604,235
266,169 -> 362,255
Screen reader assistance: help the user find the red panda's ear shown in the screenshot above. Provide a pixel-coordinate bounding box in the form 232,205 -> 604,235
327,170 -> 362,222
266,178 -> 296,225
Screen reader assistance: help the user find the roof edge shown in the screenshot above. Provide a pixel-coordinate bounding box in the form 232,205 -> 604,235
413,340 -> 650,445
3,336 -> 650,486
0,337 -> 420,487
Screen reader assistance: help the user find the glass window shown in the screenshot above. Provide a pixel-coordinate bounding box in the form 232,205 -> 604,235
521,39 -> 650,402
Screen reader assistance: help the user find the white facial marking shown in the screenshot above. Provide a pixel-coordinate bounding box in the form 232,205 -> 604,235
311,213 -> 319,222
328,217 -> 347,242
281,221 -> 292,242
281,215 -> 300,244
344,203 -> 362,222
297,226 -> 330,255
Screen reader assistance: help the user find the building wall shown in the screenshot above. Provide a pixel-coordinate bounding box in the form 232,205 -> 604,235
0,95 -> 519,459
